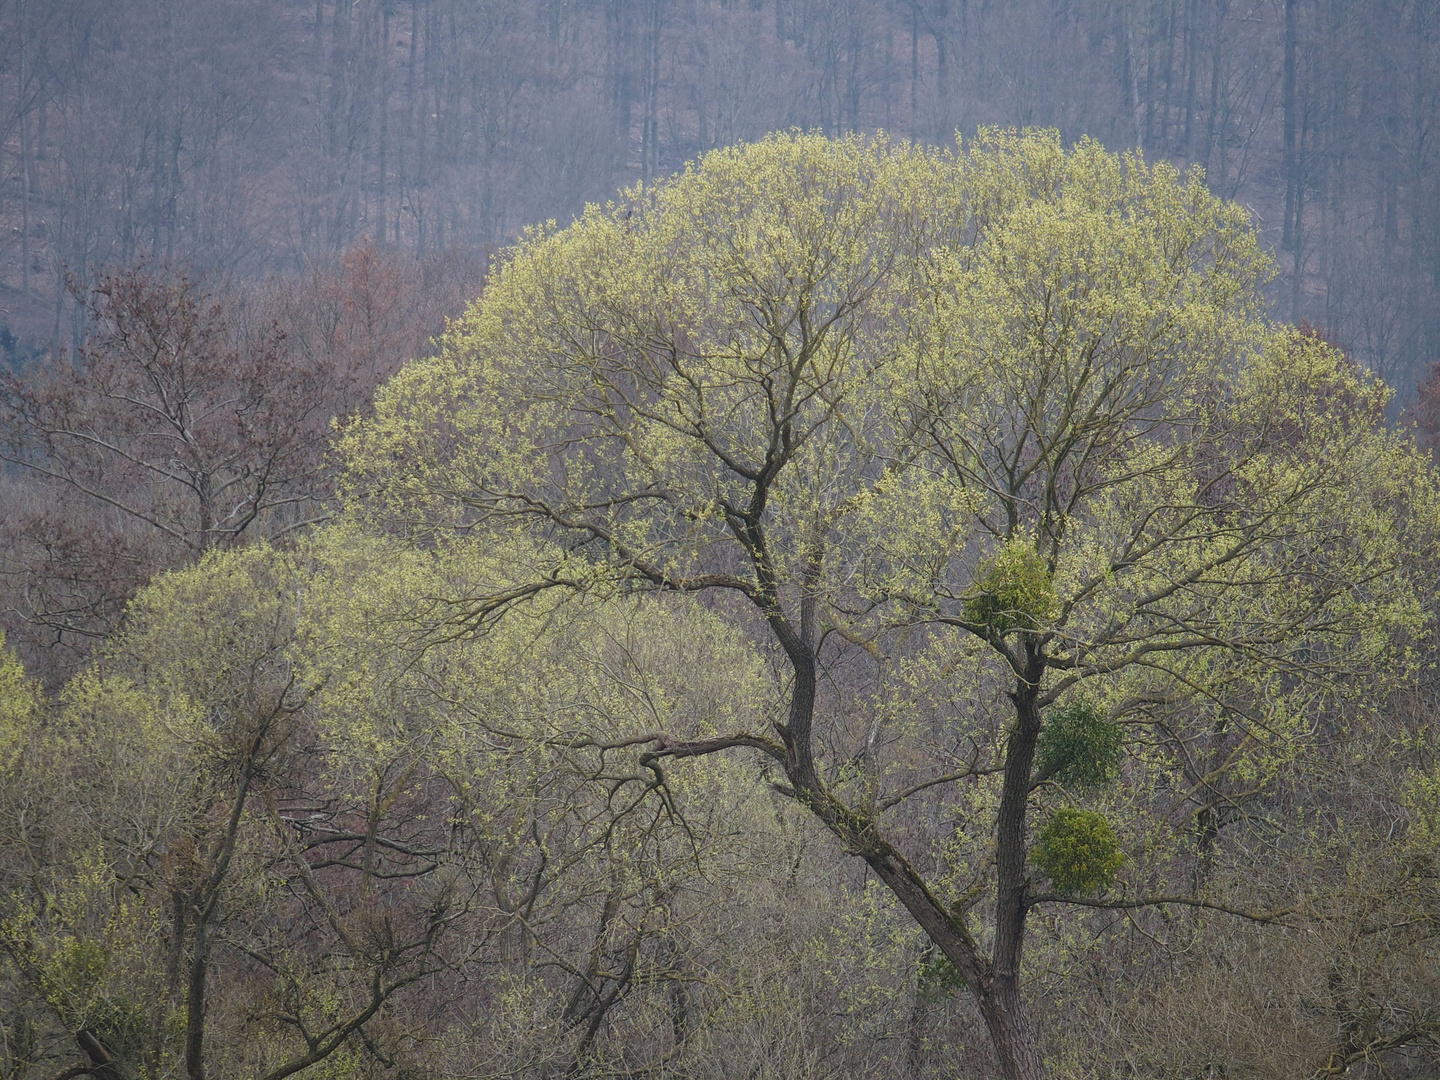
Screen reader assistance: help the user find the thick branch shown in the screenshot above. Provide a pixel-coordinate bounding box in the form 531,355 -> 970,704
1027,892 -> 1303,924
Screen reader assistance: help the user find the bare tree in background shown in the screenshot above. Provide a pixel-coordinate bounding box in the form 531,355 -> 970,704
0,248 -> 477,682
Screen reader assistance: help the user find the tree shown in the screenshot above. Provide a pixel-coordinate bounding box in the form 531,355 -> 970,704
0,262 -> 414,683
7,523 -> 872,1079
295,526 -> 802,1077
338,129 -> 1437,1080
0,543 -> 457,1080
1,269 -> 339,554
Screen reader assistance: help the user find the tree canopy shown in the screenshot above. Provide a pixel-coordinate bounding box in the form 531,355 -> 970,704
4,130 -> 1438,1080
337,129 -> 1440,1079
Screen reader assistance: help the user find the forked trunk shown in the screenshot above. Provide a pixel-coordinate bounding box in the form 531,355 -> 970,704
804,783 -> 1049,1080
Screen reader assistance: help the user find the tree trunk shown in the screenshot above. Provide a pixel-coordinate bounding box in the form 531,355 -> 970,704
377,4 -> 390,248
910,1 -> 919,124
784,688 -> 1049,1079
1120,7 -> 1144,151
184,918 -> 209,1080
1158,0 -> 1177,148
844,812 -> 1047,1080
1204,0 -> 1223,173
1183,0 -> 1199,161
1283,0 -> 1298,249
985,657 -> 1046,1080
932,0 -> 949,142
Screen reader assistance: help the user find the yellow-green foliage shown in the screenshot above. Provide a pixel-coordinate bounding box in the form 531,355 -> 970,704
0,857 -> 182,1069
334,130 -> 961,604
963,537 -> 1060,634
298,523 -> 773,759
54,669 -> 209,835
335,125 -> 1437,877
333,125 -> 1440,906
318,127 -> 1440,1077
114,541 -> 303,719
0,631 -> 39,770
329,128 -> 1432,714
0,547 -> 316,1079
1400,765 -> 1440,868
1031,807 -> 1124,896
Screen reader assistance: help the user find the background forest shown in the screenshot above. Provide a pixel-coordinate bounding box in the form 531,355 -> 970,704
1,5 -> 1440,1080
0,0 -> 1439,388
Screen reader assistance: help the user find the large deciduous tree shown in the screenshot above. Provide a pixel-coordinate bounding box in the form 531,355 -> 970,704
337,130 -> 1440,1079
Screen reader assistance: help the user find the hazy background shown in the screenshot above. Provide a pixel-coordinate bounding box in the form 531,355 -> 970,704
1,0 -> 1437,392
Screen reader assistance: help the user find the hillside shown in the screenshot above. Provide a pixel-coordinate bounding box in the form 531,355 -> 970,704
1,0 -> 1437,395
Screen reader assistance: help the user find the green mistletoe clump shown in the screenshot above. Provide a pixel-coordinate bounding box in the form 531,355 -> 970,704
1037,700 -> 1123,790
963,538 -> 1059,634
1031,807 -> 1124,896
